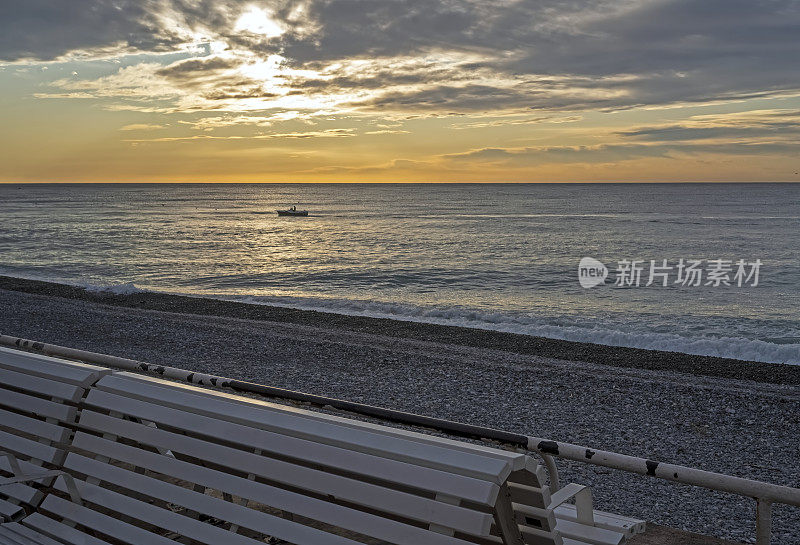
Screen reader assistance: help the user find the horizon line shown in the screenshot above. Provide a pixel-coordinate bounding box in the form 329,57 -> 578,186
3,180 -> 800,185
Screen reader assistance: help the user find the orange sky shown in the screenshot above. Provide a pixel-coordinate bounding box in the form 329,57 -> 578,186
2,1 -> 799,183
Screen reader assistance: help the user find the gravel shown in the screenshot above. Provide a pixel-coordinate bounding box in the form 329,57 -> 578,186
0,280 -> 798,544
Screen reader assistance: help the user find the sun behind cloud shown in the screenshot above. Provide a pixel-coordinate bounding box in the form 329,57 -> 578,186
235,5 -> 284,38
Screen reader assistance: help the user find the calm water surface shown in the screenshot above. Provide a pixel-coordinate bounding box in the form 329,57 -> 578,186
1,183 -> 798,364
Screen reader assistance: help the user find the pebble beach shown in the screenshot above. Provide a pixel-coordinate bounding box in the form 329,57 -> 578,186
1,275 -> 798,544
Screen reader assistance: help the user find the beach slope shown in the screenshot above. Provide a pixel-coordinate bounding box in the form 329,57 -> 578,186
0,276 -> 798,543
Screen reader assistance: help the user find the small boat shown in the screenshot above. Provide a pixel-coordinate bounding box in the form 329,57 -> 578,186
277,206 -> 308,217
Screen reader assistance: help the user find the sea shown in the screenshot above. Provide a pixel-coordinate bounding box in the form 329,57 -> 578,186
1,183 -> 798,365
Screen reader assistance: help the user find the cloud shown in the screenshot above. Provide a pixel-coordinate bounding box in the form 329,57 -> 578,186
154,56 -> 240,79
119,123 -> 167,131
617,109 -> 800,142
441,141 -> 796,167
0,1 -> 188,62
451,115 -> 583,129
48,62 -> 182,100
268,128 -> 354,138
275,0 -> 800,111
363,129 -> 410,135
180,115 -> 276,130
33,92 -> 96,99
303,157 -> 433,175
444,147 -> 516,162
4,0 -> 800,117
443,110 -> 800,166
126,127 -> 355,142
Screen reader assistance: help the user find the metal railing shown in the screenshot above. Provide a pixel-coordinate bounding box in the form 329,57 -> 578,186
2,334 -> 798,544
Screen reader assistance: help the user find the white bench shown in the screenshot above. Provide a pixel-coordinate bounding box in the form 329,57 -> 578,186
0,371 -> 630,545
0,347 -> 642,545
168,377 -> 642,541
0,347 -> 110,522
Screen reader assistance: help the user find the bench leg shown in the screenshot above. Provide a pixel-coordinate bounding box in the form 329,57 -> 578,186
495,484 -> 526,545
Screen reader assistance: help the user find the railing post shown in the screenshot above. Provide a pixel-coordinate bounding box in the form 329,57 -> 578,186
541,454 -> 561,491
756,498 -> 772,545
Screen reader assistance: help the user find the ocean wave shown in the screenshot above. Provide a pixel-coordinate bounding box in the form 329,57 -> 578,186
82,282 -> 148,295
0,270 -> 150,296
2,269 -> 798,365
231,295 -> 800,365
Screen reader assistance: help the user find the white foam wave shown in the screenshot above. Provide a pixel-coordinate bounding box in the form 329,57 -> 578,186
3,271 -> 797,365
0,271 -> 150,296
83,282 -> 147,295
232,295 -> 800,365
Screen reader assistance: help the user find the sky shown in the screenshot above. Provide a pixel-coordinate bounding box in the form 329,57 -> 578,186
1,0 -> 799,183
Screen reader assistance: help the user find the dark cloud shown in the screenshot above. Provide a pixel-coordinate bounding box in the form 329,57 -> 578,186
444,143 -> 668,164
278,0 -> 800,110
443,140 -> 800,166
155,57 -> 240,78
283,70 -> 452,91
155,56 -> 271,97
352,83 -> 535,111
0,0 -> 185,61
444,109 -> 800,165
500,0 -> 800,107
202,88 -> 279,100
274,0 -> 482,62
617,110 -> 800,141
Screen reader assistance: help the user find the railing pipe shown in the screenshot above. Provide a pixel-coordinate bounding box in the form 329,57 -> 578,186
524,437 -> 800,507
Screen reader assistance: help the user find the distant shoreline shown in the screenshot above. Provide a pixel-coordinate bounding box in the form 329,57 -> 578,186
1,274 -> 797,385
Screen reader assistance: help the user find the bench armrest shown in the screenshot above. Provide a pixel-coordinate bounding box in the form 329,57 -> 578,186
548,483 -> 594,526
0,451 -> 81,503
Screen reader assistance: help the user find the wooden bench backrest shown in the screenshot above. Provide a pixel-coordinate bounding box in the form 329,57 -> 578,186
36,372 -> 563,545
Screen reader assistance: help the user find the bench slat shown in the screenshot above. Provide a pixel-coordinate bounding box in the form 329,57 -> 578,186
562,538 -> 602,545
66,451 -> 479,545
0,526 -> 34,545
0,390 -> 75,423
554,504 -> 645,535
53,475 -> 362,545
73,431 -> 494,537
41,494 -> 186,545
554,520 -> 625,545
80,394 -> 499,505
0,483 -> 43,507
0,523 -> 65,545
134,371 -> 526,463
0,498 -> 24,520
97,373 -> 516,482
0,368 -> 83,403
0,408 -> 70,443
0,431 -> 60,465
510,482 -> 551,508
0,459 -> 48,506
26,506 -> 124,545
0,348 -> 109,388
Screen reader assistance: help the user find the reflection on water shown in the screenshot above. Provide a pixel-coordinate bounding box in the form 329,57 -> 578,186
1,183 -> 798,363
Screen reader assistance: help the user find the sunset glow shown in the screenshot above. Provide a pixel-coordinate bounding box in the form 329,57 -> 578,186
235,6 -> 284,38
1,1 -> 799,182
